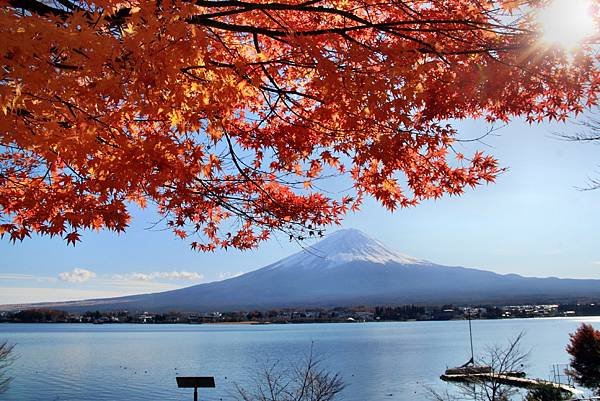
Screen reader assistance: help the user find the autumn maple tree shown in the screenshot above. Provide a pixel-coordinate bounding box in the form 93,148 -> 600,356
567,323 -> 600,394
0,0 -> 598,250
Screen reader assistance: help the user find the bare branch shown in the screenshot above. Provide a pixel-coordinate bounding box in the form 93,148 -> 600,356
235,346 -> 345,401
0,342 -> 16,394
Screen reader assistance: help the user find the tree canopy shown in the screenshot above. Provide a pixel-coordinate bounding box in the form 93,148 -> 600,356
567,323 -> 600,394
1,0 -> 598,250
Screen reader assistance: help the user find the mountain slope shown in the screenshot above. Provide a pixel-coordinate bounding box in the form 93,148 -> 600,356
6,229 -> 600,312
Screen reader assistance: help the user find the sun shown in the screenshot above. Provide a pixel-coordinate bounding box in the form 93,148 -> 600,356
536,0 -> 597,49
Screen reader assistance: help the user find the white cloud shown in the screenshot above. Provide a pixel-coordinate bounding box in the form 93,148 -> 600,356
218,271 -> 244,280
593,261 -> 600,266
0,274 -> 36,280
0,284 -> 184,305
112,271 -> 204,282
0,287 -> 129,305
58,268 -> 97,283
0,274 -> 57,283
0,270 -> 203,305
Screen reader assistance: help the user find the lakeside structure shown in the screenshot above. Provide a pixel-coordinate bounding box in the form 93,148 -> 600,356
1,302 -> 598,324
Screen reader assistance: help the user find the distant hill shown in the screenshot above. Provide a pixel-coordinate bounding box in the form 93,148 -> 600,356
4,229 -> 600,312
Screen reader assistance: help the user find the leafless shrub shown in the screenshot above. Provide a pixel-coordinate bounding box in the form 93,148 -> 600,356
235,347 -> 345,401
0,341 -> 16,394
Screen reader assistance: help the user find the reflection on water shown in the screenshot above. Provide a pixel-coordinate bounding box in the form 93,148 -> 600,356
1,317 -> 599,401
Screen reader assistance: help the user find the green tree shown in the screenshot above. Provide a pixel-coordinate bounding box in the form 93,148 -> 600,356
566,323 -> 600,394
525,384 -> 569,401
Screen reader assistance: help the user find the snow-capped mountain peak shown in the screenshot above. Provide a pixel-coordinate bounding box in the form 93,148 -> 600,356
13,228 -> 600,313
270,228 -> 425,270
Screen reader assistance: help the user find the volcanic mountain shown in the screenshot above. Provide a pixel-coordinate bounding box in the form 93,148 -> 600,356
7,229 -> 600,312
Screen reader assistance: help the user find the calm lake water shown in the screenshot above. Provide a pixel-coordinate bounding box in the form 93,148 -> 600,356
1,317 -> 599,401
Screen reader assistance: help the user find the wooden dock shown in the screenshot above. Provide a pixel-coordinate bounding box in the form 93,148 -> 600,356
440,373 -> 582,395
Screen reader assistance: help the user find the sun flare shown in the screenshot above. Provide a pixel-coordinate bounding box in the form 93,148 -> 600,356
537,0 -> 597,49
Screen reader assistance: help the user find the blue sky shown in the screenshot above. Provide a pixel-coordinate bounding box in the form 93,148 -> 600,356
1,117 -> 599,304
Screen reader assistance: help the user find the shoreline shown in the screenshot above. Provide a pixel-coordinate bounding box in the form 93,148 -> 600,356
2,314 -> 600,326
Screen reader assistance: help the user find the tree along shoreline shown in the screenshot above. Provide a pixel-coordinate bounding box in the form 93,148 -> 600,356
1,303 -> 599,325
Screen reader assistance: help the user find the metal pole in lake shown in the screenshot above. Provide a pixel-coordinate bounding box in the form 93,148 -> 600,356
468,310 -> 474,363
467,311 -> 476,401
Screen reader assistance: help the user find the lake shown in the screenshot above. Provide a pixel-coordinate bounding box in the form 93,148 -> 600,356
1,317 -> 598,401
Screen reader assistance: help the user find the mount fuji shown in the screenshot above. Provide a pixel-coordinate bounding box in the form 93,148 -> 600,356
7,229 -> 600,312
